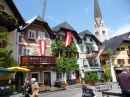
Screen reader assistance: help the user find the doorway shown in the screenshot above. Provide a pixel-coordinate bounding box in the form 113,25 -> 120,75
44,72 -> 51,86
75,70 -> 80,83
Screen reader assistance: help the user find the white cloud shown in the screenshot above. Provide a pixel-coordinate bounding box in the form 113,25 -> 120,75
85,8 -> 89,14
110,24 -> 130,38
48,16 -> 54,20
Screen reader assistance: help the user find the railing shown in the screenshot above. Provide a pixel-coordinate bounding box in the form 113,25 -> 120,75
86,51 -> 98,58
20,56 -> 56,67
127,50 -> 130,56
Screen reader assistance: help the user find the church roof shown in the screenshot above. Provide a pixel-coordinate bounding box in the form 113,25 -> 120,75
94,0 -> 102,26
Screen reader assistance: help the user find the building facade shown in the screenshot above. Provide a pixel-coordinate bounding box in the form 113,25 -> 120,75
79,30 -> 102,79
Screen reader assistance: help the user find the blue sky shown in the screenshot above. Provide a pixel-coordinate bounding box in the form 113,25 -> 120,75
14,0 -> 130,37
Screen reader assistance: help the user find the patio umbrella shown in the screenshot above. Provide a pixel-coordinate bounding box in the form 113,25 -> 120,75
7,67 -> 30,72
0,67 -> 15,73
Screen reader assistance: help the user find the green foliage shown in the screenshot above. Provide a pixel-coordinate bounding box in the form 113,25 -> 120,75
102,64 -> 111,79
51,39 -> 79,73
84,74 -> 89,81
89,72 -> 98,81
101,73 -> 109,82
0,10 -> 18,26
0,27 -> 17,67
103,48 -> 113,56
0,48 -> 17,67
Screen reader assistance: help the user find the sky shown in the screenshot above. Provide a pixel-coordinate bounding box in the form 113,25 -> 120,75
13,0 -> 130,38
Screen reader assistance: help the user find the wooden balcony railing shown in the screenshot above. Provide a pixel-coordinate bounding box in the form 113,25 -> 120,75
127,50 -> 130,56
20,56 -> 56,67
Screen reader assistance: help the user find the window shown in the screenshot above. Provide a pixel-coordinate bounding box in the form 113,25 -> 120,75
102,31 -> 105,34
95,31 -> 99,35
58,34 -> 65,41
117,59 -> 125,64
28,30 -> 36,39
75,52 -> 79,58
56,72 -> 62,80
83,60 -> 87,67
128,59 -> 130,64
38,32 -> 45,40
90,38 -> 93,42
121,47 -> 125,51
84,38 -> 86,41
31,72 -> 40,82
66,51 -> 71,58
0,4 -> 5,10
22,47 -> 32,55
116,48 -> 120,51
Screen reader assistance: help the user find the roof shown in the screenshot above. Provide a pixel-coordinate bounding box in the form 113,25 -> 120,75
78,30 -> 101,45
52,22 -> 82,43
102,32 -> 130,52
52,21 -> 76,33
5,0 -> 25,25
94,0 -> 102,26
19,15 -> 54,39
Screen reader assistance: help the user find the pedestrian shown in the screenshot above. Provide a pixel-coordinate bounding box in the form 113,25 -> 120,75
22,78 -> 31,97
117,68 -> 130,97
81,81 -> 95,97
31,78 -> 39,97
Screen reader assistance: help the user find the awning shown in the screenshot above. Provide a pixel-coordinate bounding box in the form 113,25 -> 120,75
0,67 -> 15,73
8,67 -> 30,72
84,41 -> 94,45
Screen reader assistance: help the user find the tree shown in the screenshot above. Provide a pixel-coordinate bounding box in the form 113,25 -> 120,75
51,39 -> 79,81
101,64 -> 111,79
0,27 -> 17,67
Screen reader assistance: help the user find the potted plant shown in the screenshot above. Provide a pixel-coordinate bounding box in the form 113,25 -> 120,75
101,73 -> 109,82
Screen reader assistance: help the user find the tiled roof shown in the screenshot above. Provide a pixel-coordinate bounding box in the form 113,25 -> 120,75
52,21 -> 76,32
79,30 -> 101,45
102,32 -> 130,51
78,30 -> 94,36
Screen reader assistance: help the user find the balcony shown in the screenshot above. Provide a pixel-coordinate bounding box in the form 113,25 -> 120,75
86,51 -> 98,58
127,50 -> 130,56
20,56 -> 56,67
0,10 -> 18,32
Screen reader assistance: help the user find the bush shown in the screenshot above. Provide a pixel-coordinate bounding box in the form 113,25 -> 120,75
89,72 -> 98,81
101,73 -> 109,82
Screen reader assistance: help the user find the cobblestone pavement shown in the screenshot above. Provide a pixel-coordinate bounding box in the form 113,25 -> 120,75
7,83 -> 121,97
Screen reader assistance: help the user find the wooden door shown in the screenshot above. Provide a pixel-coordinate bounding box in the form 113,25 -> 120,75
44,72 -> 51,86
76,71 -> 80,83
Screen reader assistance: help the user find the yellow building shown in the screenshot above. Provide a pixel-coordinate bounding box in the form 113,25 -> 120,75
102,32 -> 130,82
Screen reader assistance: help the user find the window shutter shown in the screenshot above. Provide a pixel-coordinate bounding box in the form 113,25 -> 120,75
117,59 -> 120,64
123,59 -> 125,64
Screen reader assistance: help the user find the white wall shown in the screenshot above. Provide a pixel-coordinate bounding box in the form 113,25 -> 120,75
51,71 -> 56,86
0,0 -> 14,15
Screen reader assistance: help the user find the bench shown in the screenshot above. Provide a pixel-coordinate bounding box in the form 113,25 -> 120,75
95,83 -> 112,92
102,91 -> 122,97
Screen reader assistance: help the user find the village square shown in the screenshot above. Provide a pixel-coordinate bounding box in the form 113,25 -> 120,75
0,0 -> 130,97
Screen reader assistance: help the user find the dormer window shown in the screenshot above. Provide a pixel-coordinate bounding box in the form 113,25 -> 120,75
90,38 -> 93,42
38,32 -> 45,40
28,30 -> 36,39
84,38 -> 86,41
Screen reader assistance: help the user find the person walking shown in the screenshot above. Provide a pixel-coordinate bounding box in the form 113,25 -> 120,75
22,78 -> 31,97
117,68 -> 130,97
31,78 -> 39,97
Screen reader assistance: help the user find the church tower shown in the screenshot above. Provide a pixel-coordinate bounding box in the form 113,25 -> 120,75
93,0 -> 108,42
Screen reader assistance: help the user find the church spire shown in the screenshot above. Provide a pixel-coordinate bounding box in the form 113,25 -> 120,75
94,0 -> 102,18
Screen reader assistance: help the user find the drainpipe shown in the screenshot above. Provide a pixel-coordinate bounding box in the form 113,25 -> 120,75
110,55 -> 116,82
